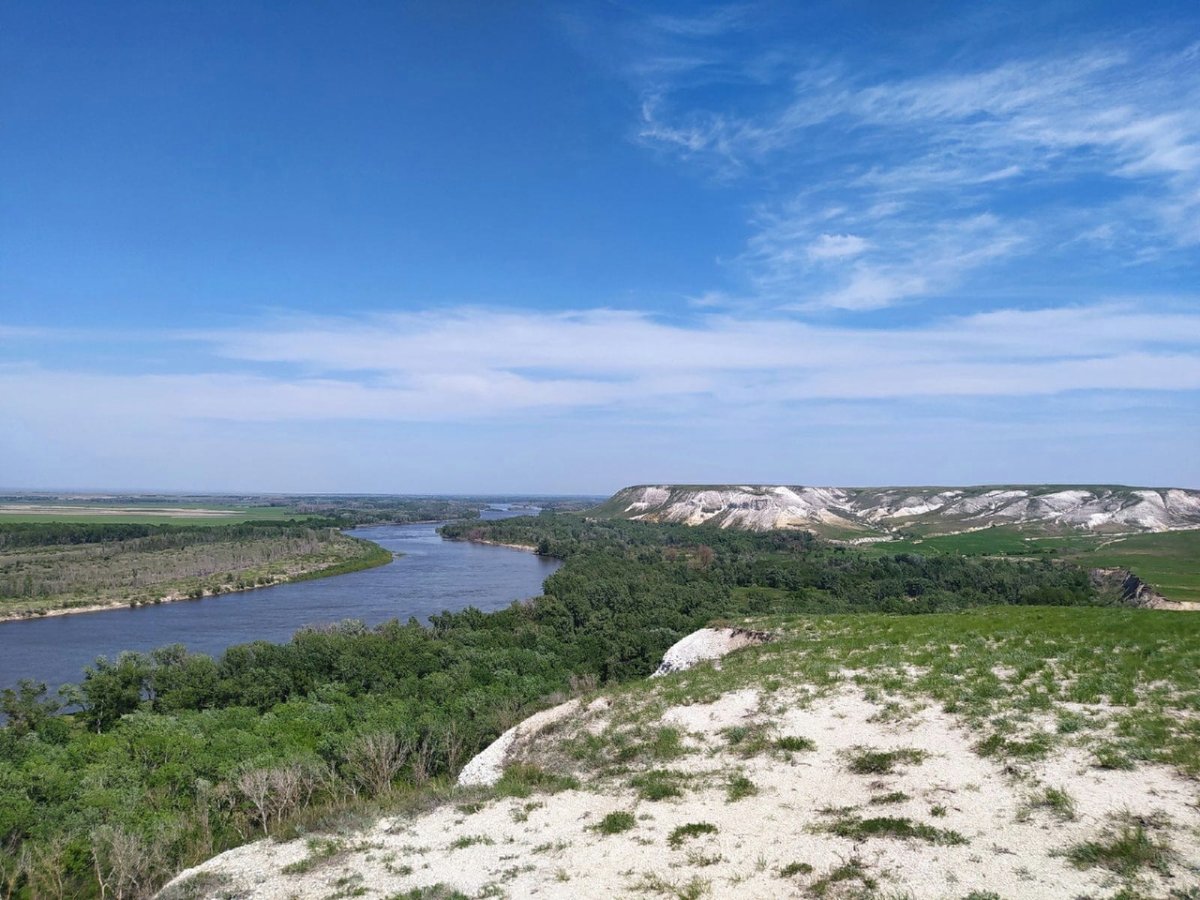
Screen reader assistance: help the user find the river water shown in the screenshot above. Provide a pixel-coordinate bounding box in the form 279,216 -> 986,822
0,510 -> 560,693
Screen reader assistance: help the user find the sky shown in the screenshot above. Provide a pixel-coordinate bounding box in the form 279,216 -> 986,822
2,1 -> 1198,494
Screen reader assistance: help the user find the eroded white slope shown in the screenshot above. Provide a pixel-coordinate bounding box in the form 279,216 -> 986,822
612,484 -> 1200,534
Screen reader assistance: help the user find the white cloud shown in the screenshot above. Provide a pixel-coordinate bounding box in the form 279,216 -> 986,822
2,303 -> 1196,436
818,270 -> 927,311
806,234 -> 867,261
633,36 -> 1200,308
6,303 -> 1197,490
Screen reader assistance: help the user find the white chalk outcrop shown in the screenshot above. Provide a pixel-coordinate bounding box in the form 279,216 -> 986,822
455,626 -> 770,787
651,627 -> 774,677
457,697 -> 609,788
609,484 -> 1200,535
160,681 -> 1200,900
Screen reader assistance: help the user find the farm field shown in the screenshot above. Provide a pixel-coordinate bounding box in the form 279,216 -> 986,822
0,504 -> 301,526
857,527 -> 1200,603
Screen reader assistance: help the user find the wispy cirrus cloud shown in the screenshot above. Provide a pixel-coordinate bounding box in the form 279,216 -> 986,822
627,16 -> 1200,310
806,234 -> 868,262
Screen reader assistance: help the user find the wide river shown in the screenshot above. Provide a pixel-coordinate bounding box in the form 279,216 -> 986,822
0,510 -> 561,693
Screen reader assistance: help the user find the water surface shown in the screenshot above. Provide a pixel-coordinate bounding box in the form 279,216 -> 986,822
0,510 -> 558,692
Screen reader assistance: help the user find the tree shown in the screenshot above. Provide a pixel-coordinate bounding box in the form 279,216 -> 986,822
0,680 -> 59,736
343,732 -> 411,797
80,653 -> 150,732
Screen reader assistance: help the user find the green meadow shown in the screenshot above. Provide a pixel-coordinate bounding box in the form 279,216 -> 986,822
857,527 -> 1200,603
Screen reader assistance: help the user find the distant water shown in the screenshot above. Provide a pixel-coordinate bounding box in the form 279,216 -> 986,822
0,508 -> 559,693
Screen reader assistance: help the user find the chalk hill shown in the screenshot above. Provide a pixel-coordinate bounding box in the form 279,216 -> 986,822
593,484 -> 1200,538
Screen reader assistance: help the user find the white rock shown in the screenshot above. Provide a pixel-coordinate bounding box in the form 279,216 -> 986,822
651,627 -> 772,677
456,697 -> 611,788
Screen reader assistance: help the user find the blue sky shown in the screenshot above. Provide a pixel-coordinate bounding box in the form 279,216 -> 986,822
2,1 -> 1198,493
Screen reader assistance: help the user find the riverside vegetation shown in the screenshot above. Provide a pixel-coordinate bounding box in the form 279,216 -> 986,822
0,493 -> 563,619
0,520 -> 391,619
0,513 -> 1151,896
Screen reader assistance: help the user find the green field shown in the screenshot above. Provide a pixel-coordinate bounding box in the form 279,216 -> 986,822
0,505 -> 304,526
858,527 -> 1200,603
1074,530 -> 1200,603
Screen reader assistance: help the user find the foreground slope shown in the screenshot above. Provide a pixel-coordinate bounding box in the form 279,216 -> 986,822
163,607 -> 1200,900
598,484 -> 1200,537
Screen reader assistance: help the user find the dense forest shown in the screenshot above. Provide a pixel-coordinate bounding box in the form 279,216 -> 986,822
0,514 -> 1103,897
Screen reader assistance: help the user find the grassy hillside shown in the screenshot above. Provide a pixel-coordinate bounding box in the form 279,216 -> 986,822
163,604 -> 1200,899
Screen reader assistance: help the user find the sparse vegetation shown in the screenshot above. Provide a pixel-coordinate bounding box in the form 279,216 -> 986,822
725,772 -> 758,801
809,856 -> 876,897
632,871 -> 711,898
779,860 -> 814,877
448,834 -> 494,850
775,735 -> 816,752
388,886 -> 471,900
494,764 -> 580,798
826,814 -> 967,845
281,836 -> 345,874
595,811 -> 637,835
1028,786 -> 1076,821
667,822 -> 718,849
1067,823 -> 1174,877
845,747 -> 927,775
631,769 -> 686,801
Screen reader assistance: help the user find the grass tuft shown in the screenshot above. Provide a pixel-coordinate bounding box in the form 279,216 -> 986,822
631,769 -> 686,801
494,763 -> 580,798
845,746 -> 927,775
448,834 -> 494,850
827,814 -> 967,846
775,735 -> 817,753
280,837 -> 344,875
668,822 -> 718,849
778,861 -> 813,878
388,887 -> 471,900
1067,824 -> 1173,877
809,856 -> 875,898
595,811 -> 637,835
725,773 -> 758,802
1030,786 -> 1076,821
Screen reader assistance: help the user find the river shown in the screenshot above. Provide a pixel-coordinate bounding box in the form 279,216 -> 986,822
0,509 -> 560,693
